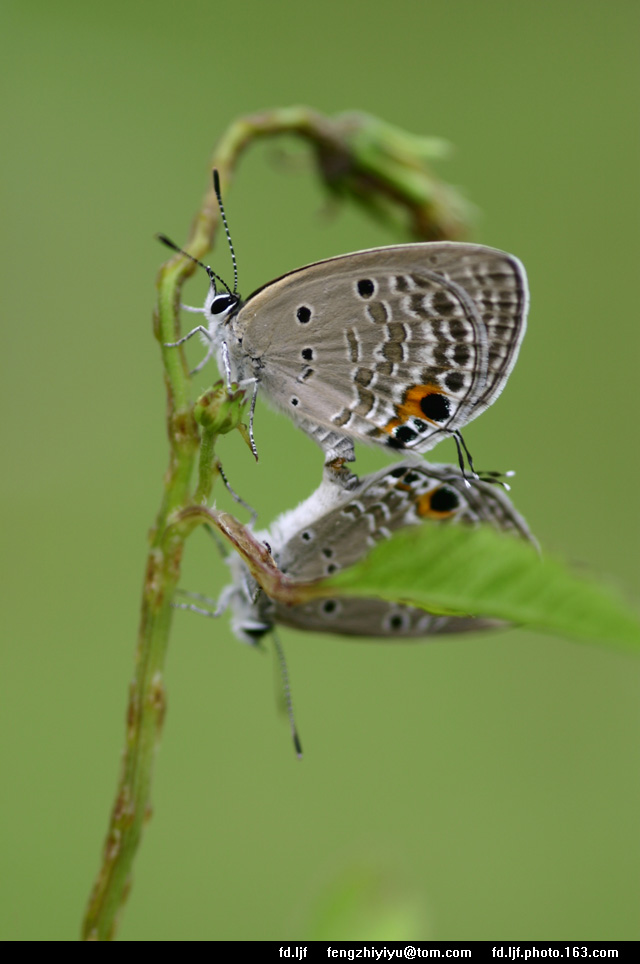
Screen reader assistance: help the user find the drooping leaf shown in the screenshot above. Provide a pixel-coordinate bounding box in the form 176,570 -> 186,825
314,523 -> 640,650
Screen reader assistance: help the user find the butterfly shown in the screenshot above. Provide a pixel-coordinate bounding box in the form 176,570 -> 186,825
159,173 -> 528,476
177,461 -> 536,643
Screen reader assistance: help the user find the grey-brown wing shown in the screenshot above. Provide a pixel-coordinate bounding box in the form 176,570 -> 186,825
234,243 -> 526,454
273,595 -> 502,638
271,461 -> 534,582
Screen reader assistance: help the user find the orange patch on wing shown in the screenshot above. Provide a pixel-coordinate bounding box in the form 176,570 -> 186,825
383,383 -> 448,434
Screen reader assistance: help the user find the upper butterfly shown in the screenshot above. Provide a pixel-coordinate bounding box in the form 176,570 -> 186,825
159,172 -> 528,471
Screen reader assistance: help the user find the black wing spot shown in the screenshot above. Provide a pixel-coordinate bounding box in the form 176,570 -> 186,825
430,486 -> 460,513
420,394 -> 450,422
453,344 -> 471,366
445,372 -> 465,393
387,436 -> 406,450
357,279 -> 375,298
396,425 -> 417,443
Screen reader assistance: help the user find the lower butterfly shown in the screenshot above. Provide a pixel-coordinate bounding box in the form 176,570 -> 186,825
177,461 -> 536,642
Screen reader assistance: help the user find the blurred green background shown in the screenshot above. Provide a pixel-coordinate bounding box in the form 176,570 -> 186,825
2,0 -> 638,942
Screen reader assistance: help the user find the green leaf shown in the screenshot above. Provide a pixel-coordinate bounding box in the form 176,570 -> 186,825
319,523 -> 640,650
305,865 -> 429,941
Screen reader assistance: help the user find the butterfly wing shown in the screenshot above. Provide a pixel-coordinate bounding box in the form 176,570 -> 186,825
269,462 -> 533,638
227,463 -> 533,641
234,243 -> 527,456
272,596 -> 501,638
413,243 -> 528,418
270,461 -> 534,582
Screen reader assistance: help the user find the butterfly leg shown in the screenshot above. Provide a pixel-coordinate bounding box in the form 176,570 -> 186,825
189,341 -> 217,376
164,324 -> 211,349
171,601 -> 219,617
451,430 -> 481,488
247,379 -> 259,461
175,588 -> 220,607
171,596 -> 223,618
215,459 -> 257,522
219,339 -> 233,384
164,323 -> 218,377
173,583 -> 237,616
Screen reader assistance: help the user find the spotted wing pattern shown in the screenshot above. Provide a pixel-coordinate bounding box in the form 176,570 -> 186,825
228,462 -> 535,641
231,243 -> 527,460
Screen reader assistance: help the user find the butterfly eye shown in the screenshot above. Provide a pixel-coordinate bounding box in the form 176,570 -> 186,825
243,626 -> 267,638
210,294 -> 236,316
240,625 -> 269,644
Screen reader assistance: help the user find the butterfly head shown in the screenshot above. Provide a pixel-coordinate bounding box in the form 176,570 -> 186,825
202,281 -> 241,326
226,555 -> 274,645
156,233 -> 240,325
158,172 -> 242,327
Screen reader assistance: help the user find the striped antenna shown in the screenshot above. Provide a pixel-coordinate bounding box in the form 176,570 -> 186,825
271,631 -> 303,759
156,233 -> 233,297
213,170 -> 239,295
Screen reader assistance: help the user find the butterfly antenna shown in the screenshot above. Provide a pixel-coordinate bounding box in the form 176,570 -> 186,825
213,170 -> 239,294
271,630 -> 303,759
156,233 -> 233,297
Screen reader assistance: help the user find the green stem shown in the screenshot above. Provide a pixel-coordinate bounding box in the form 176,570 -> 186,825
82,258 -> 200,941
194,423 -> 218,505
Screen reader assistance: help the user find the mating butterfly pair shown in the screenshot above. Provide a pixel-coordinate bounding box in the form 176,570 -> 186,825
163,172 -> 530,644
